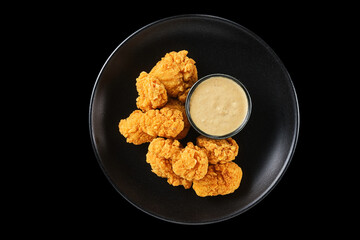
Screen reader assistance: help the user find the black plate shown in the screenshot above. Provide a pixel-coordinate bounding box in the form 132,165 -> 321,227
89,15 -> 299,224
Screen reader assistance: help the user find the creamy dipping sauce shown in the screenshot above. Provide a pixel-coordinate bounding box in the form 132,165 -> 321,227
189,76 -> 249,136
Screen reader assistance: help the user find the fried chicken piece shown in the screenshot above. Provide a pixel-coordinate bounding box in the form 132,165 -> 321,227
146,138 -> 191,189
118,110 -> 155,145
141,108 -> 184,138
196,136 -> 239,164
146,152 -> 192,189
148,137 -> 182,160
136,71 -> 168,111
173,142 -> 208,181
163,98 -> 190,139
192,162 -> 243,197
149,50 -> 198,100
119,107 -> 184,144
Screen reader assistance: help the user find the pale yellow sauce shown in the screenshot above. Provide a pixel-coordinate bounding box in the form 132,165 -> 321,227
189,76 -> 249,136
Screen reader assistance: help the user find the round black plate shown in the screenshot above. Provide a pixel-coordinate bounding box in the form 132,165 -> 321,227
89,15 -> 299,224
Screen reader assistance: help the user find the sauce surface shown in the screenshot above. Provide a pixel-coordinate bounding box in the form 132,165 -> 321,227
189,76 -> 249,136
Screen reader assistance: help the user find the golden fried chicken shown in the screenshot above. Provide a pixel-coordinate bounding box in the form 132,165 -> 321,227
136,71 -> 168,111
192,162 -> 243,197
196,136 -> 239,164
118,110 -> 155,145
162,98 -> 190,139
141,108 -> 184,138
148,137 -> 182,160
172,142 -> 208,181
146,138 -> 191,189
119,108 -> 184,144
146,152 -> 192,189
149,50 -> 198,101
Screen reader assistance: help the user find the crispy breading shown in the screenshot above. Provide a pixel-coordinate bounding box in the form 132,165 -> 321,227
172,142 -> 208,181
141,108 -> 184,138
118,110 -> 155,145
162,98 -> 190,139
148,137 -> 182,160
196,136 -> 239,164
119,108 -> 184,144
149,50 -> 198,100
136,71 -> 168,111
177,88 -> 190,103
146,138 -> 191,189
192,162 -> 243,197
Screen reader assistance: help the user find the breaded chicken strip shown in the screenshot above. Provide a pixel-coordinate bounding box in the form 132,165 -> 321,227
146,152 -> 192,189
136,71 -> 168,112
146,138 -> 191,189
119,108 -> 184,144
118,110 -> 155,145
148,137 -> 182,160
172,142 -> 208,181
196,136 -> 239,164
141,108 -> 184,138
192,162 -> 243,197
149,50 -> 198,101
162,98 -> 190,139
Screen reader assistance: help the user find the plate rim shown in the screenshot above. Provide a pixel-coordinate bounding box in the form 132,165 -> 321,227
89,14 -> 300,225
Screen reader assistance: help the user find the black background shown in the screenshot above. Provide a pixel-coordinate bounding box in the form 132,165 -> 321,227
21,3 -> 340,235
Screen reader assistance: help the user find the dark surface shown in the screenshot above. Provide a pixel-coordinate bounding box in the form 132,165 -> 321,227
89,15 -> 299,224
9,3 -> 342,235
